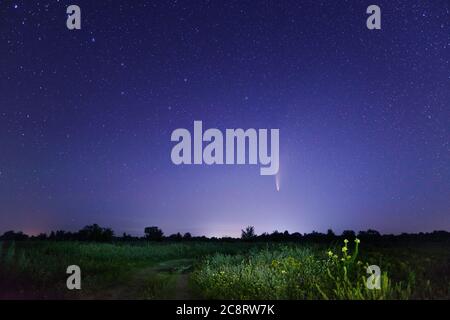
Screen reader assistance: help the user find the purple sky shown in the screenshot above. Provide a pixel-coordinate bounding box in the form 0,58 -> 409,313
0,1 -> 449,237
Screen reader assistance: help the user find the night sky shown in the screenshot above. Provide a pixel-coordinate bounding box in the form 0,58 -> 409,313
0,1 -> 449,237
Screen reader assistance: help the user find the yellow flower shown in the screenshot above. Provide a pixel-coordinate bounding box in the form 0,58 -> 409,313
355,238 -> 360,244
344,239 -> 349,244
342,247 -> 348,252
327,250 -> 333,257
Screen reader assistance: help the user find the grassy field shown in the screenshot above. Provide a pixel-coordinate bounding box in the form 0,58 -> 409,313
0,239 -> 449,299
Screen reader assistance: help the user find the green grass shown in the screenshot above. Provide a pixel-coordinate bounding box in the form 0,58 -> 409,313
192,246 -> 327,299
0,239 -> 449,299
0,241 -> 251,298
192,239 -> 449,299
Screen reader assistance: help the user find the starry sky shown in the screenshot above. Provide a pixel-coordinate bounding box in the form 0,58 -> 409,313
0,0 -> 449,237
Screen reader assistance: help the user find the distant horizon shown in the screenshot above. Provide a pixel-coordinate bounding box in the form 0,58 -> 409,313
3,223 -> 450,239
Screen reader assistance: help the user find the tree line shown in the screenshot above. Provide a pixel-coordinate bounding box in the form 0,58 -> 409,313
0,224 -> 449,243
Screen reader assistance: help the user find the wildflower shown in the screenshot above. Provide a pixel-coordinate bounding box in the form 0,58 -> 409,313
327,250 -> 333,257
342,247 -> 348,252
333,255 -> 338,259
355,238 -> 360,244
344,239 -> 349,244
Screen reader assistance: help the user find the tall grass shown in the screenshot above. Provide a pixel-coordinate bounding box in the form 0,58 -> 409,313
1,239 -> 448,299
192,239 -> 418,299
192,246 -> 328,299
0,241 -> 253,296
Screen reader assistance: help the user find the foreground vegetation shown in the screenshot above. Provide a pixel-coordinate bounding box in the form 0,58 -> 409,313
0,241 -> 249,298
0,238 -> 449,299
192,240 -> 413,299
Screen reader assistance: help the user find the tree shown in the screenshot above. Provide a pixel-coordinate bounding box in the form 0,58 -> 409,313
241,226 -> 256,240
358,229 -> 381,239
342,230 -> 356,239
183,232 -> 192,240
36,233 -> 48,240
168,232 -> 183,241
77,224 -> 114,242
0,230 -> 28,241
144,226 -> 164,241
122,232 -> 133,240
291,232 -> 302,240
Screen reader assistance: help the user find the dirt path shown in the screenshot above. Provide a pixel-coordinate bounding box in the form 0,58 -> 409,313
174,273 -> 192,299
84,259 -> 194,300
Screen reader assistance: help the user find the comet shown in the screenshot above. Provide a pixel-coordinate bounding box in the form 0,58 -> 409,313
275,171 -> 281,191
